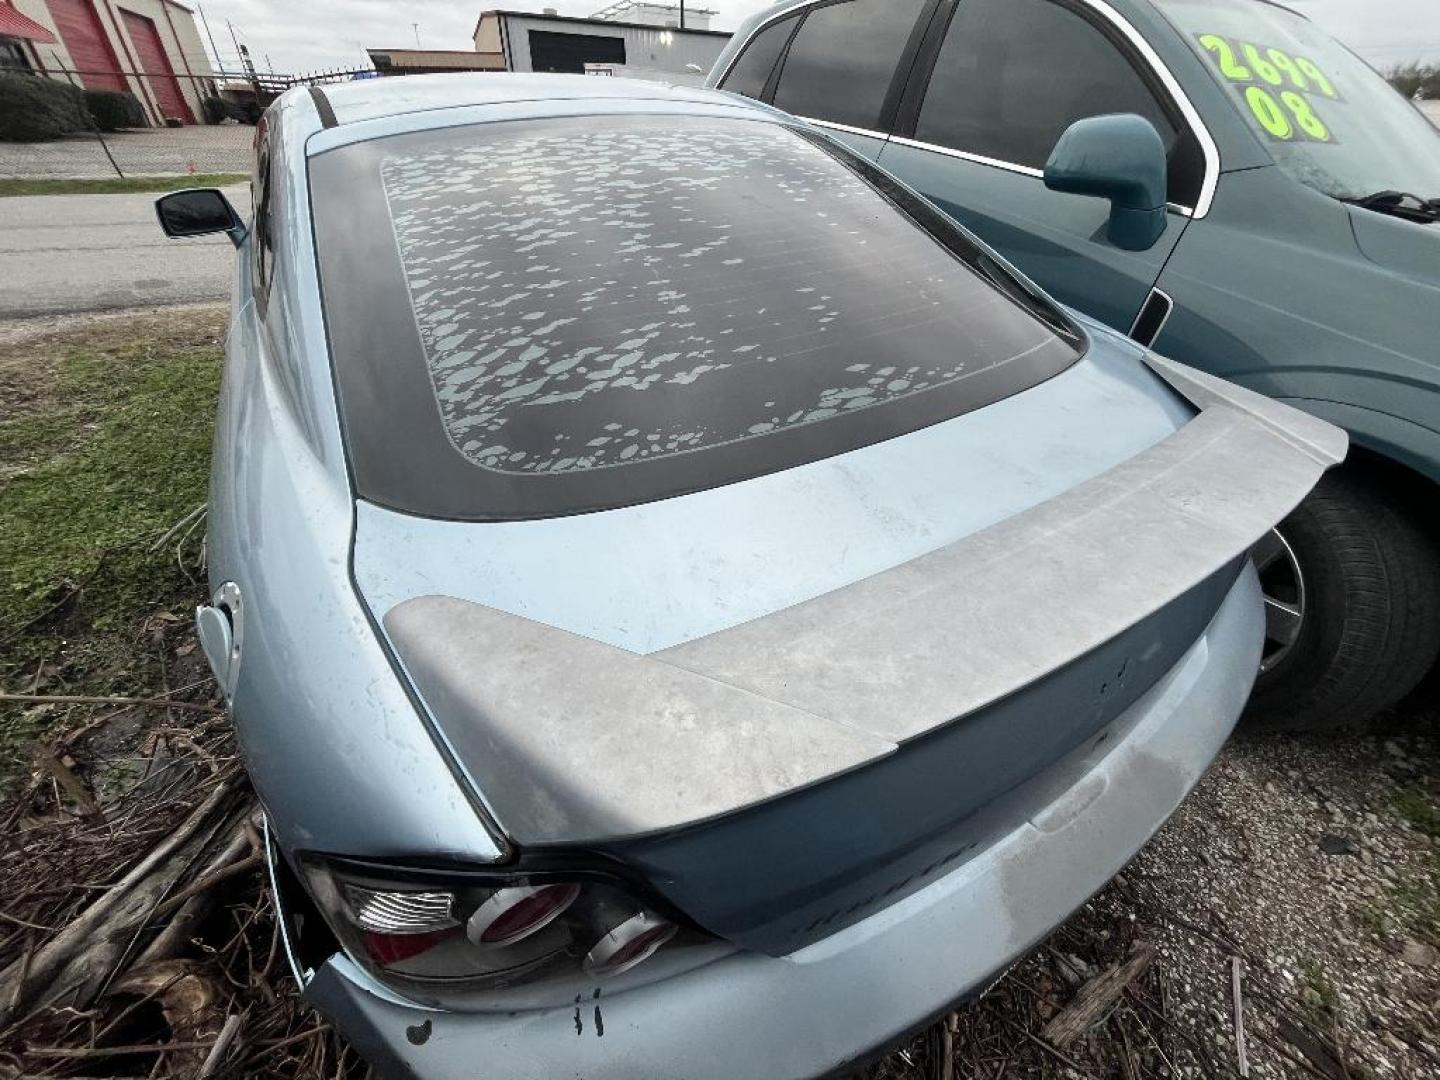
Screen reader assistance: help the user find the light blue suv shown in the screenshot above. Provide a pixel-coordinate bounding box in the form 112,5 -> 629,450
711,0 -> 1440,730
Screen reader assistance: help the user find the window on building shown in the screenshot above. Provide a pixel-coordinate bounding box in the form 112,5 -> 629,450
527,30 -> 625,74
771,0 -> 928,131
0,39 -> 33,72
718,14 -> 798,100
913,0 -> 1204,206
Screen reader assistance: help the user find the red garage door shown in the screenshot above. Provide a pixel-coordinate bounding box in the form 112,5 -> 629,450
120,8 -> 192,123
48,0 -> 126,91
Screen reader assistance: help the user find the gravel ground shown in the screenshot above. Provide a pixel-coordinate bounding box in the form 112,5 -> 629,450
1131,730 -> 1440,1078
879,726 -> 1440,1079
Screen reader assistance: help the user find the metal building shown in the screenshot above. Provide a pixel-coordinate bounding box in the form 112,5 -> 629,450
472,8 -> 729,83
0,0 -> 215,124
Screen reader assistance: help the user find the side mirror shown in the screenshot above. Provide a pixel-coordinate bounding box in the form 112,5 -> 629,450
1043,114 -> 1168,252
155,188 -> 246,247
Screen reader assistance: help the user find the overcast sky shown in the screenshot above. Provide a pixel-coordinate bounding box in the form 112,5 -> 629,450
194,0 -> 1440,78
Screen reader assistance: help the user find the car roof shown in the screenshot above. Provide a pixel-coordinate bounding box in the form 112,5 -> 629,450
738,0 -> 1310,29
310,72 -> 757,129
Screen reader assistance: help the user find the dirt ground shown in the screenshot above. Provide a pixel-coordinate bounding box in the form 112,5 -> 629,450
0,309 -> 1436,1078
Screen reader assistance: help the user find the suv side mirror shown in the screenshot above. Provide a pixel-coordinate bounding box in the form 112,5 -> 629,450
1043,114 -> 1167,252
155,188 -> 246,247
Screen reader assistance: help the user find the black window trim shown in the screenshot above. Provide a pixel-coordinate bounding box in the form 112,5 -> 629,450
721,0 -> 1221,218
757,13 -> 804,102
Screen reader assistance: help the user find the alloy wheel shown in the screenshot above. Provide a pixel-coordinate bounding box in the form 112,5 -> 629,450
1253,527 -> 1306,673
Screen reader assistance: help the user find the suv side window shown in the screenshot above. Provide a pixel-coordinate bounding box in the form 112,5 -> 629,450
772,0 -> 928,131
718,13 -> 800,101
912,0 -> 1204,207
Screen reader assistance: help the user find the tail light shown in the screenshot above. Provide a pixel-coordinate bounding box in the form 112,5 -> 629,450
344,886 -> 461,965
468,884 -> 579,947
585,912 -> 678,977
300,858 -> 724,1006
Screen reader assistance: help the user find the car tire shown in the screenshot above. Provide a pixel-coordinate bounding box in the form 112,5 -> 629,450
1244,471 -> 1440,732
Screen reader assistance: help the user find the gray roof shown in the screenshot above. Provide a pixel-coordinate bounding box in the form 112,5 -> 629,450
311,72 -> 747,128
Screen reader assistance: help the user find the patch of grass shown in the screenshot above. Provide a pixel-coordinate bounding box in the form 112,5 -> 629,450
1394,784 -> 1440,839
1390,854 -> 1440,939
0,310 -> 224,773
1299,957 -> 1339,1018
0,174 -> 246,197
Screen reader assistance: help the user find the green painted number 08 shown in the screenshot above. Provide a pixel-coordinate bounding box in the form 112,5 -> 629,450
1245,86 -> 1331,141
1245,86 -> 1292,138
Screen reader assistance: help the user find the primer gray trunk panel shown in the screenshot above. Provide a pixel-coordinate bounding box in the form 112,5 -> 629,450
383,355 -> 1345,845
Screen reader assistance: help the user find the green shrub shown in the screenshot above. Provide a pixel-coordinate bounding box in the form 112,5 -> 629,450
0,73 -> 90,141
1387,61 -> 1440,99
201,95 -> 229,124
84,88 -> 146,131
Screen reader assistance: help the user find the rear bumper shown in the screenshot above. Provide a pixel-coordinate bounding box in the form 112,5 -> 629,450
300,561 -> 1263,1080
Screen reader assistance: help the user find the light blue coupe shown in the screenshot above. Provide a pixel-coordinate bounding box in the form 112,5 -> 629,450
155,74 -> 1343,1079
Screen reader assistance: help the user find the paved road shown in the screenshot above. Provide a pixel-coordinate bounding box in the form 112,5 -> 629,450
0,186 -> 246,318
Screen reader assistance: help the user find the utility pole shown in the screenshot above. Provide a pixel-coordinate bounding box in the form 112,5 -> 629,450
679,0 -> 686,30
412,23 -> 422,48
226,19 -> 244,69
197,4 -> 224,75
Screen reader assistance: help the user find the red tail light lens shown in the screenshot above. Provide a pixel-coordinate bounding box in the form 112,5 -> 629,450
468,883 -> 580,947
363,928 -> 459,965
584,912 -> 678,977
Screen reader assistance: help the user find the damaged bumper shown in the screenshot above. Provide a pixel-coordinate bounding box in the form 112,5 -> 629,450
293,560 -> 1262,1080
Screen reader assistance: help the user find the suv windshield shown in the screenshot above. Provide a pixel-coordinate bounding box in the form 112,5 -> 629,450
312,114 -> 1084,521
1159,0 -> 1440,202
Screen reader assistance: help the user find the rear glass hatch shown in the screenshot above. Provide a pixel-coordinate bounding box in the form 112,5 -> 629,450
310,113 -> 1086,521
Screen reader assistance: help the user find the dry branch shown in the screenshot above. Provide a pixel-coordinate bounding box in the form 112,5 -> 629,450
1232,955 -> 1250,1078
0,781 -> 240,1024
1040,941 -> 1157,1049
198,1011 -> 242,1077
0,692 -> 222,714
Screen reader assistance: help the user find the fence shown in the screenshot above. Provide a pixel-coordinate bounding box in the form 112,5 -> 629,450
0,66 -> 371,180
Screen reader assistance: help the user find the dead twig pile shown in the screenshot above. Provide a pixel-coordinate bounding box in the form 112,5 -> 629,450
0,679 -> 362,1079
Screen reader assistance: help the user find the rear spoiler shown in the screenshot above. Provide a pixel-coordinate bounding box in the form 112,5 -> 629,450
385,355 -> 1346,845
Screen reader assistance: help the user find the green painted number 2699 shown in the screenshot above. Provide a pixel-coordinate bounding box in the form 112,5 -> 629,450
1197,33 -> 1338,144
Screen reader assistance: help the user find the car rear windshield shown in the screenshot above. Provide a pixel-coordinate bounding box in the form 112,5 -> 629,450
311,114 -> 1085,521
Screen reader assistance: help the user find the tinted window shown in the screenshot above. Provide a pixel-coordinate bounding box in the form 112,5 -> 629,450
312,115 -> 1083,521
773,0 -> 927,130
719,14 -> 799,100
914,0 -> 1204,206
251,112 -> 276,312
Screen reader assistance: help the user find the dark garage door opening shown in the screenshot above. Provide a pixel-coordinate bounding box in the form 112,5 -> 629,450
528,30 -> 625,74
